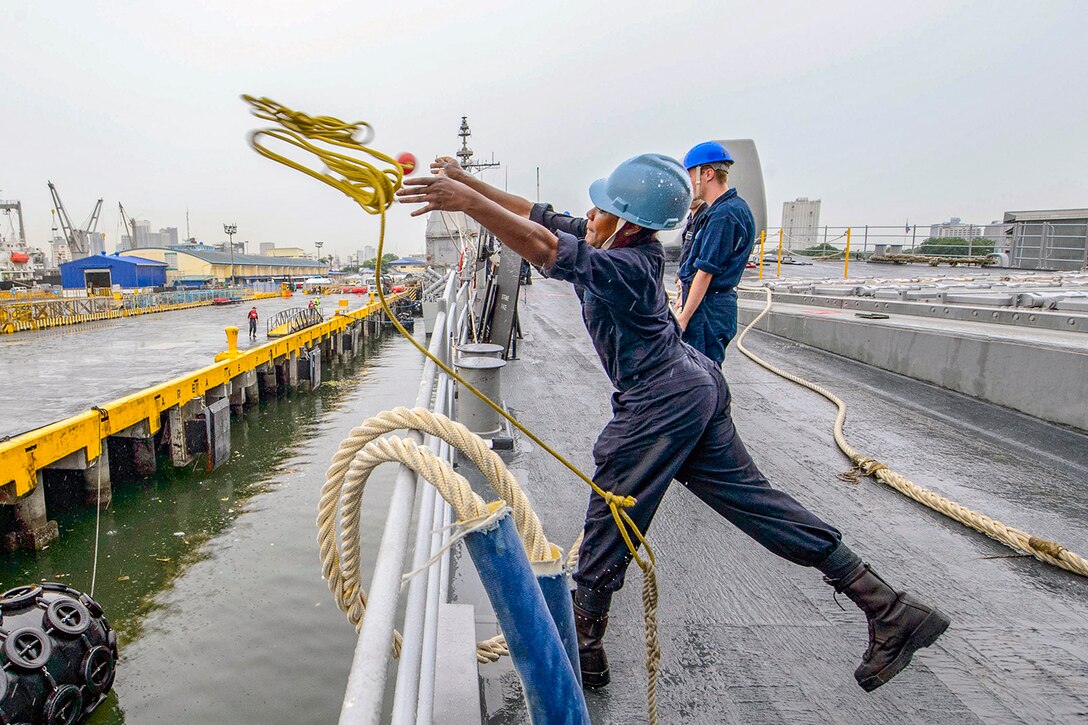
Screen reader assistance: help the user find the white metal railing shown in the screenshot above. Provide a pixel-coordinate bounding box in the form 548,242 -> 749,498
339,271 -> 462,724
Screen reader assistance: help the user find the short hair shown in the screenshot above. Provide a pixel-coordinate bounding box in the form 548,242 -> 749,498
706,161 -> 732,185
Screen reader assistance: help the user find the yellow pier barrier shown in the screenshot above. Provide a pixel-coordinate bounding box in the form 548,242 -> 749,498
0,290 -> 283,334
0,294 -> 401,498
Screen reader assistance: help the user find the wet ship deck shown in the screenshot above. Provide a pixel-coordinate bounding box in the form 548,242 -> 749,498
475,275 -> 1088,723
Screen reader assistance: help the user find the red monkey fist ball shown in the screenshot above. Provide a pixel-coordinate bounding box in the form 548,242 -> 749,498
397,152 -> 417,175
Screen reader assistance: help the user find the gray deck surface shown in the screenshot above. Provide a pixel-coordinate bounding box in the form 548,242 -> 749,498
472,276 -> 1088,724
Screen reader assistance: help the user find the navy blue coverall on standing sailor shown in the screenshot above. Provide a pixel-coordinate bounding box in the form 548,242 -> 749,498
530,202 -> 842,595
677,201 -> 707,269
678,188 -> 756,366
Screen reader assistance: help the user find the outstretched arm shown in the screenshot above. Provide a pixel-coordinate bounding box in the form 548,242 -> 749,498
432,157 -> 533,218
397,176 -> 557,267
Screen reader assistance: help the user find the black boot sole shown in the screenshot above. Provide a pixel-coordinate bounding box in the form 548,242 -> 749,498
581,669 -> 610,689
858,609 -> 951,692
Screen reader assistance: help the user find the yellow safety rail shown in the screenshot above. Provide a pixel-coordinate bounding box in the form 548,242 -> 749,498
0,291 -> 282,334
0,295 -> 401,497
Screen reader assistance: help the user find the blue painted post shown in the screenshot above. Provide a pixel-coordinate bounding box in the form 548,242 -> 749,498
462,509 -> 589,724
534,552 -> 582,688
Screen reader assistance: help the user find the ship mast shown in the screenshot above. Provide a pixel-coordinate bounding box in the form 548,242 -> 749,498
456,116 -> 500,174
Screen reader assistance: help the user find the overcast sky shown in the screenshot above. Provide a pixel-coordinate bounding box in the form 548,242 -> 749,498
3,1 -> 1085,257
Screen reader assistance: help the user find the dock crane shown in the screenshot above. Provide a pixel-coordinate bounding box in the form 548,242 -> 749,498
118,202 -> 136,250
47,181 -> 103,261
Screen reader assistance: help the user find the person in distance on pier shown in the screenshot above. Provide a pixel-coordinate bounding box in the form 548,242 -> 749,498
396,154 -> 949,693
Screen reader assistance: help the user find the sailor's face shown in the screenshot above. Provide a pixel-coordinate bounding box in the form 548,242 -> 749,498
585,207 -> 619,248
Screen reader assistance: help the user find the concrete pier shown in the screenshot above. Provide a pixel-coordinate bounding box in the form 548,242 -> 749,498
3,478 -> 59,552
229,370 -> 259,412
83,448 -> 112,507
112,420 -> 157,478
283,351 -> 300,390
0,290 -> 405,549
168,400 -> 204,467
258,363 -> 278,398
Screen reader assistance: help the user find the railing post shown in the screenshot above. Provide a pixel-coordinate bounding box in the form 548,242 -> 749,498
339,272 -> 456,724
777,228 -> 784,278
844,228 -> 852,279
758,230 -> 766,281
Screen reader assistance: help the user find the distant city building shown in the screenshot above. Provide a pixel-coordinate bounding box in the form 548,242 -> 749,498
781,198 -> 821,247
134,219 -> 152,248
363,245 -> 376,261
259,242 -> 275,255
929,217 -> 981,240
86,231 -> 106,256
1003,209 -> 1088,271
120,221 -> 180,250
50,236 -> 72,267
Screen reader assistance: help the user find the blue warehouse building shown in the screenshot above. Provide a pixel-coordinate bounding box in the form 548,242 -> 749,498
59,252 -> 168,291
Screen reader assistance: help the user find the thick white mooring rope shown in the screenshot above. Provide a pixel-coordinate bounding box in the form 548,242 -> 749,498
318,407 -> 554,663
735,284 -> 1088,578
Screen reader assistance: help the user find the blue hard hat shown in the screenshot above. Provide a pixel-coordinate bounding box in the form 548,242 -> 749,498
588,153 -> 692,231
683,141 -> 733,169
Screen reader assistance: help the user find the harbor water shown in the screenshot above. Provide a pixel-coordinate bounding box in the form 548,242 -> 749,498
0,322 -> 424,723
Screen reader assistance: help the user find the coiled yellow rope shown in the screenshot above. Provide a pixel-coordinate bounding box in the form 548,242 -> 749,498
244,96 -> 661,722
735,285 -> 1088,579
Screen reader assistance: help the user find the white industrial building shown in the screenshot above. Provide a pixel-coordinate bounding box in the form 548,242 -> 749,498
782,198 -> 821,247
929,217 -> 981,240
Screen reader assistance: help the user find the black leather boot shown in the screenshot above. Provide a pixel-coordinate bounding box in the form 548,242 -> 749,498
827,563 -> 950,692
571,587 -> 611,689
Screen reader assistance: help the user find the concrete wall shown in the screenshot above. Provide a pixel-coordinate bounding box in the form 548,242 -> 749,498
738,301 -> 1088,432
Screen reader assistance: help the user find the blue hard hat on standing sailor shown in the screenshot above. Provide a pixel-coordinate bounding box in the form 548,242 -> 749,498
682,141 -> 734,169
588,153 -> 692,231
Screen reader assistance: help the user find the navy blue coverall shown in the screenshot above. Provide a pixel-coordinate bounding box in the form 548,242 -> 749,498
677,201 -> 707,269
678,188 -> 756,366
530,203 -> 842,594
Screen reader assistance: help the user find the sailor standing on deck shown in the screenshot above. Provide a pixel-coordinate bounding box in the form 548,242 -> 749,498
397,154 -> 949,694
676,141 -> 755,366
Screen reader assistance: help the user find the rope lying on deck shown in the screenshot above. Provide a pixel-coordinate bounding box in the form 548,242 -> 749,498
734,284 -> 1088,578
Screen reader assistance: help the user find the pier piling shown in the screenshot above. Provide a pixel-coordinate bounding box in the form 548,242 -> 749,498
3,478 -> 59,552
111,420 -> 157,478
168,400 -> 204,467
83,448 -> 112,507
258,363 -> 278,398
